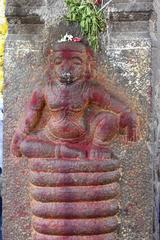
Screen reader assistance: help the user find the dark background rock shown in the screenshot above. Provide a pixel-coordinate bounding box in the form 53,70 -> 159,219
150,0 -> 160,239
3,0 -> 160,240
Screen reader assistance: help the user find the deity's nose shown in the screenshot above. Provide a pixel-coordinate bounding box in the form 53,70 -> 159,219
61,63 -> 72,73
60,62 -> 73,84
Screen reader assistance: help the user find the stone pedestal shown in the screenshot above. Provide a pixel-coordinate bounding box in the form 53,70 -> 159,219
30,159 -> 120,240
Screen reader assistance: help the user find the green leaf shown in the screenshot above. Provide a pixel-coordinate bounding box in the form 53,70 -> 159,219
65,0 -> 106,51
80,20 -> 85,28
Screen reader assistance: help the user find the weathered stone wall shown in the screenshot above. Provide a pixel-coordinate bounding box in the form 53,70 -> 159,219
3,0 -> 156,240
103,2 -> 153,240
150,0 -> 160,239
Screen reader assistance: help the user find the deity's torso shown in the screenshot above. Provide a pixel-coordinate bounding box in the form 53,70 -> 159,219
44,81 -> 90,141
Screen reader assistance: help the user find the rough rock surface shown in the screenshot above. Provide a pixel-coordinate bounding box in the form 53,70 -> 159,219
3,0 -> 159,240
150,0 -> 160,239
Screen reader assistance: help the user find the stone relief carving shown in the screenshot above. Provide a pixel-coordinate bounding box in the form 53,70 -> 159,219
11,41 -> 138,240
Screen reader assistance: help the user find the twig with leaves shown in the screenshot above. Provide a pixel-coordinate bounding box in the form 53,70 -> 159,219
65,0 -> 113,51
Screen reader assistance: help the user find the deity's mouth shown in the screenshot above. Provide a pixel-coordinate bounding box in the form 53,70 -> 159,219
60,73 -> 74,85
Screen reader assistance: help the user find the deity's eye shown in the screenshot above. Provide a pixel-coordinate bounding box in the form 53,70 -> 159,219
54,57 -> 63,65
72,57 -> 82,65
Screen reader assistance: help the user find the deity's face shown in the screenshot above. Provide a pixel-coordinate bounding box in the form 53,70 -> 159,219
49,49 -> 87,85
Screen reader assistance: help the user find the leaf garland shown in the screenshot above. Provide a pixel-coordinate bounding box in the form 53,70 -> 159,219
65,0 -> 106,51
0,0 -> 8,96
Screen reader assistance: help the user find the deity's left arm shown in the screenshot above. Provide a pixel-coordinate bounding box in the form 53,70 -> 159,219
90,84 -> 138,141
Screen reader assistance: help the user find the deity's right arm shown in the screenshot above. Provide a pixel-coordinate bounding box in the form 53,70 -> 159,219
18,87 -> 45,135
11,87 -> 45,157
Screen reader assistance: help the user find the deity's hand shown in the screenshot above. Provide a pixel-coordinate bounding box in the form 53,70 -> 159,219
119,111 -> 138,142
11,131 -> 26,157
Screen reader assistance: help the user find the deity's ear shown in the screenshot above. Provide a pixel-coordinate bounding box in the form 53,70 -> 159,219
48,49 -> 54,55
47,49 -> 55,66
44,49 -> 57,83
85,48 -> 97,80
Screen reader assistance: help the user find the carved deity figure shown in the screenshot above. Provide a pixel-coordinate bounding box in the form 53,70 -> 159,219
11,41 -> 137,160
10,41 -> 139,240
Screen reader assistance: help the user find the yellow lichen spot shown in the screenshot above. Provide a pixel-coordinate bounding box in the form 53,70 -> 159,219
0,0 -> 8,96
0,56 -> 3,66
0,81 -> 3,93
0,22 -> 8,35
0,41 -> 5,55
0,67 -> 4,80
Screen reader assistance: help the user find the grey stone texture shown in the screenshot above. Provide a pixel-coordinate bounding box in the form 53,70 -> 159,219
3,0 -> 159,240
150,0 -> 160,239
